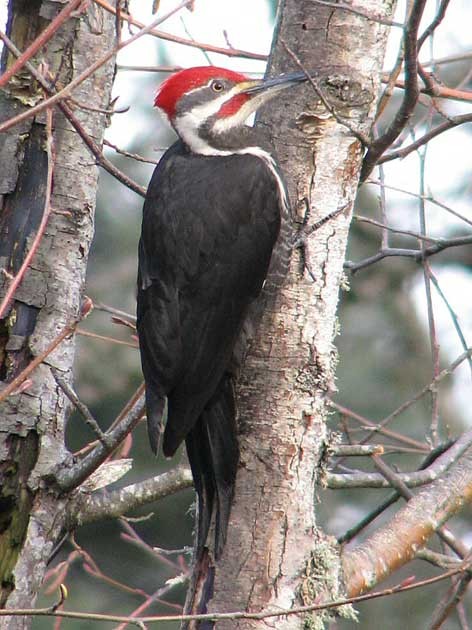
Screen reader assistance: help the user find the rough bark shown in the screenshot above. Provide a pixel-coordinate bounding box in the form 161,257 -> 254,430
0,1 -> 116,625
201,1 -> 396,628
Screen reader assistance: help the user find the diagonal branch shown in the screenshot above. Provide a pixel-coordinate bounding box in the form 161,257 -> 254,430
342,447 -> 472,596
54,386 -> 145,492
94,0 -> 266,60
0,30 -> 147,197
377,113 -> 472,165
0,0 -> 193,135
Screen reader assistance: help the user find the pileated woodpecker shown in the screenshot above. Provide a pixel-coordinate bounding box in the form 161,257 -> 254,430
137,66 -> 306,556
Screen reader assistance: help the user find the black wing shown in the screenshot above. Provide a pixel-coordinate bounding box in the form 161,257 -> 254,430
137,140 -> 280,453
137,139 -> 281,555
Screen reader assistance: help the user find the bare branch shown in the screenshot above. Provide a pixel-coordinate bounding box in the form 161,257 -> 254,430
344,235 -> 472,273
94,0 -> 266,60
52,369 -> 111,448
328,444 -> 384,457
330,400 -> 429,451
430,569 -> 472,630
365,178 -> 472,228
104,139 -> 160,165
73,467 -> 193,526
342,447 -> 472,596
0,0 -> 193,135
385,76 -> 472,103
327,426 -> 472,489
417,0 -> 450,51
361,0 -> 428,181
0,30 -> 147,197
377,113 -> 472,165
337,441 -> 454,544
54,388 -> 145,492
76,328 -> 138,348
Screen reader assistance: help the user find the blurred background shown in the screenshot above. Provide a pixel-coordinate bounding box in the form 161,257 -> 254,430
11,0 -> 470,627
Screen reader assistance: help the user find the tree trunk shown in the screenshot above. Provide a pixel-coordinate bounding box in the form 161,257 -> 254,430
0,1 -> 115,625
205,1 -> 395,628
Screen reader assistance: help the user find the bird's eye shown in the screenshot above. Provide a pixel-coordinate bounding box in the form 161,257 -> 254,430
211,80 -> 224,93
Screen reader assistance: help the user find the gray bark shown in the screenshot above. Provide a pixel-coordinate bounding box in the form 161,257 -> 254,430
0,1 -> 116,625
204,1 -> 396,628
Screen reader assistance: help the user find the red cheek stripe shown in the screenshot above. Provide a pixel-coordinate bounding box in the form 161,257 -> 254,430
217,94 -> 249,118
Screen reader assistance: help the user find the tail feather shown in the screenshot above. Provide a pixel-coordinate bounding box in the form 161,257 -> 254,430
185,376 -> 239,558
185,421 -> 216,557
145,387 -> 166,455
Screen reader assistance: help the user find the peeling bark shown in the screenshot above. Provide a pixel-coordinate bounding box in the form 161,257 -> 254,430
190,1 -> 396,628
0,1 -> 116,624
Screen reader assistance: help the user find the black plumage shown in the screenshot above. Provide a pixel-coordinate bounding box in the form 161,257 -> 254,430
137,139 -> 281,556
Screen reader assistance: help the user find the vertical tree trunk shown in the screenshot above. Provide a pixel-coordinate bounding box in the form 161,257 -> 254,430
206,1 -> 395,628
0,1 -> 115,624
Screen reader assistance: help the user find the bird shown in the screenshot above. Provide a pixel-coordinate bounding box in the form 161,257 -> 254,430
137,66 -> 306,558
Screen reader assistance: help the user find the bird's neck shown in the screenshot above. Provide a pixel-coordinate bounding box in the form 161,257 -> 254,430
174,117 -> 272,157
174,129 -> 289,217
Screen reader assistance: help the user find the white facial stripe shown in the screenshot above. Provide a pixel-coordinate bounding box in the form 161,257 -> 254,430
173,84 -> 244,152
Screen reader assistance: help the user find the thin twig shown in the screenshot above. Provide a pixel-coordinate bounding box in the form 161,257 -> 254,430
94,301 -> 137,324
344,235 -> 472,273
365,178 -> 472,228
417,140 -> 441,447
327,425 -> 472,489
383,75 -> 472,103
0,0 -> 194,135
330,401 -> 429,450
0,30 -> 147,197
54,392 -> 145,491
428,270 -> 472,380
361,0 -> 428,181
379,347 -> 472,431
0,0 -> 83,89
417,0 -> 450,51
76,328 -> 138,348
51,369 -> 111,448
354,214 -> 439,243
430,568 -> 472,629
0,565 -> 469,624
103,139 -> 160,165
117,64 -> 181,73
94,0 -> 266,61
377,113 -> 472,165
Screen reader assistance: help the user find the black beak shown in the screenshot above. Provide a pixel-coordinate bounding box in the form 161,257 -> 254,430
243,71 -> 308,94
